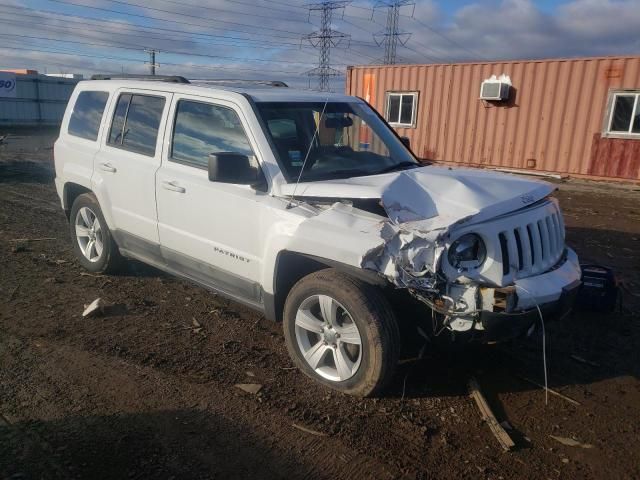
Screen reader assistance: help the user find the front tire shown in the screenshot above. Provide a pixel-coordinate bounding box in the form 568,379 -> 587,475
283,269 -> 400,397
69,193 -> 123,273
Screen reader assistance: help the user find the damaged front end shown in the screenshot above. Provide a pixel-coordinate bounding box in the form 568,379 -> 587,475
282,166 -> 581,343
355,170 -> 582,343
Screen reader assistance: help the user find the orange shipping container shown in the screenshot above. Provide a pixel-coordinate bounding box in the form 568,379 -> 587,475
346,56 -> 640,181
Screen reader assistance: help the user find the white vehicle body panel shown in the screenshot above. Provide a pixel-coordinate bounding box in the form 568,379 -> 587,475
91,88 -> 173,244
54,78 -> 582,333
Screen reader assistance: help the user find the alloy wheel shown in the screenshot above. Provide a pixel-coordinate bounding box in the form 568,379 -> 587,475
294,294 -> 363,382
75,206 -> 104,263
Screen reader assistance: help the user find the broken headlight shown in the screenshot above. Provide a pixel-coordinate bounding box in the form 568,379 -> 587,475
448,233 -> 486,270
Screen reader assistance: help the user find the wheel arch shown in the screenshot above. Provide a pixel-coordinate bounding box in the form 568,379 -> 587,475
63,182 -> 92,220
266,250 -> 388,322
63,182 -> 116,230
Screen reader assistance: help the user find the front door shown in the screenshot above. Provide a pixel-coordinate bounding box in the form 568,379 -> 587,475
155,95 -> 268,305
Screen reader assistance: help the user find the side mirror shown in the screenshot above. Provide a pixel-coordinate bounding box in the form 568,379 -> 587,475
208,152 -> 265,188
399,136 -> 411,149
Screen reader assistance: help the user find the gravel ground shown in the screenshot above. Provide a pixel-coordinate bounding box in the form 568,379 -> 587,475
1,127 -> 639,480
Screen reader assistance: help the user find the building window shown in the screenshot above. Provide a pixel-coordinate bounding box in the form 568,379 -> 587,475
385,92 -> 418,127
607,91 -> 640,137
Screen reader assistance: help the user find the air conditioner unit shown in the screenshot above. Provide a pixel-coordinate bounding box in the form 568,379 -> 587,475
480,74 -> 511,101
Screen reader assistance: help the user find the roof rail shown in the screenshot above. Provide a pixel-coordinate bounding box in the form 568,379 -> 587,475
190,79 -> 288,88
90,74 -> 190,84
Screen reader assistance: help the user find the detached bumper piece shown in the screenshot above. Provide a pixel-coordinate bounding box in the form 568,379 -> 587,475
480,279 -> 581,343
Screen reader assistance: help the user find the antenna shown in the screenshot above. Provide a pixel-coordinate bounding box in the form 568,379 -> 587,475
373,1 -> 414,65
287,96 -> 330,209
303,1 -> 351,92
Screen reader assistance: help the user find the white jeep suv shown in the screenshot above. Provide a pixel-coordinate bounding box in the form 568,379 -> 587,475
54,75 -> 581,396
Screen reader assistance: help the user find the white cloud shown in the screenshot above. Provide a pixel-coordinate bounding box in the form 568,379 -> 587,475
0,0 -> 638,89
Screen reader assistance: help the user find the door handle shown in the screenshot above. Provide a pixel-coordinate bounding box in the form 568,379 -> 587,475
161,180 -> 186,193
99,162 -> 117,173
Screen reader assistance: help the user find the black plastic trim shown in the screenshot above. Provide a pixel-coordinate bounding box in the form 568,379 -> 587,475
112,230 -> 265,313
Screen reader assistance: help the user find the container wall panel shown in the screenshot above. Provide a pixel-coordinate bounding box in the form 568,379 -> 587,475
347,56 -> 640,180
0,74 -> 79,125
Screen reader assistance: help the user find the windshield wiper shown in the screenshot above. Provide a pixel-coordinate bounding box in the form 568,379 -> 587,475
313,168 -> 371,179
374,161 -> 420,175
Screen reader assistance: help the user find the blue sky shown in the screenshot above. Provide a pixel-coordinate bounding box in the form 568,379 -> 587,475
0,0 -> 638,90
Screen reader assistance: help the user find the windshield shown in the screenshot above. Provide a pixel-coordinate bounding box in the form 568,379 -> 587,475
256,101 -> 419,182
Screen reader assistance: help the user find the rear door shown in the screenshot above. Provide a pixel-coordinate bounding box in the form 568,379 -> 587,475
92,88 -> 172,244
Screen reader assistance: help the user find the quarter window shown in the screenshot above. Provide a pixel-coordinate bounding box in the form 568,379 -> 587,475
171,100 -> 253,169
607,92 -> 640,136
68,91 -> 109,141
385,92 -> 418,127
108,93 -> 165,156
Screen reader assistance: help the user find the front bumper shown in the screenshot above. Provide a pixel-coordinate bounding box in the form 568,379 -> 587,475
478,248 -> 582,343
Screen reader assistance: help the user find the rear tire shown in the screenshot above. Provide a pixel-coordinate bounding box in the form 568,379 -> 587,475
69,193 -> 123,274
283,268 -> 400,397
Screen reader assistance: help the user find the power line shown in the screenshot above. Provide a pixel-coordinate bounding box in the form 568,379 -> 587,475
154,0 -> 313,25
340,12 -> 444,63
1,5 -> 301,44
2,4 -> 381,54
0,7 -> 376,70
304,1 -> 351,92
0,31 -> 349,67
373,1 -> 414,65
0,43 -> 307,75
409,16 -> 488,61
48,0 -> 303,40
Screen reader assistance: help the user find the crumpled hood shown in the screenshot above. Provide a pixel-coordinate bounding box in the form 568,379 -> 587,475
279,166 -> 555,230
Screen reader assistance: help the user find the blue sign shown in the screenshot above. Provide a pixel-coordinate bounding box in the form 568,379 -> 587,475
0,72 -> 17,98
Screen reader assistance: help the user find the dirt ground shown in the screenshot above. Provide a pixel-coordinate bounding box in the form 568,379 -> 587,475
1,127 -> 639,480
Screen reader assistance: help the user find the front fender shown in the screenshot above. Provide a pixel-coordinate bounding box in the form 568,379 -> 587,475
258,202 -> 388,294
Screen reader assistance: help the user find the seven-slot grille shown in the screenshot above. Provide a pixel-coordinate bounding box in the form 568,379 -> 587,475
498,206 -> 565,279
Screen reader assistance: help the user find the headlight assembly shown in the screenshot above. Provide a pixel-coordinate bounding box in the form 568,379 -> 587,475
448,233 -> 486,270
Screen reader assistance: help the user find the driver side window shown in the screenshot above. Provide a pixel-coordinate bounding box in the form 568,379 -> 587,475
171,100 -> 254,169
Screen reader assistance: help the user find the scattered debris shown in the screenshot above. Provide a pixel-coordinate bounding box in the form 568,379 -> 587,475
516,375 -> 581,406
80,272 -> 106,278
191,318 -> 203,333
234,383 -> 263,395
292,423 -> 327,437
83,298 -> 105,318
468,377 -> 515,452
550,435 -> 594,449
11,243 -> 27,254
7,286 -> 18,301
9,237 -> 56,242
82,298 -> 127,318
570,355 -> 601,368
500,420 -> 513,431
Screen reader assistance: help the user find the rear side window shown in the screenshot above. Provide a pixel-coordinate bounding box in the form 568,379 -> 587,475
108,93 -> 165,156
171,100 -> 253,168
68,91 -> 109,141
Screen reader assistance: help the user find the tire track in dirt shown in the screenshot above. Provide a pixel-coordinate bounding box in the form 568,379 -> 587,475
1,333 -> 400,480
